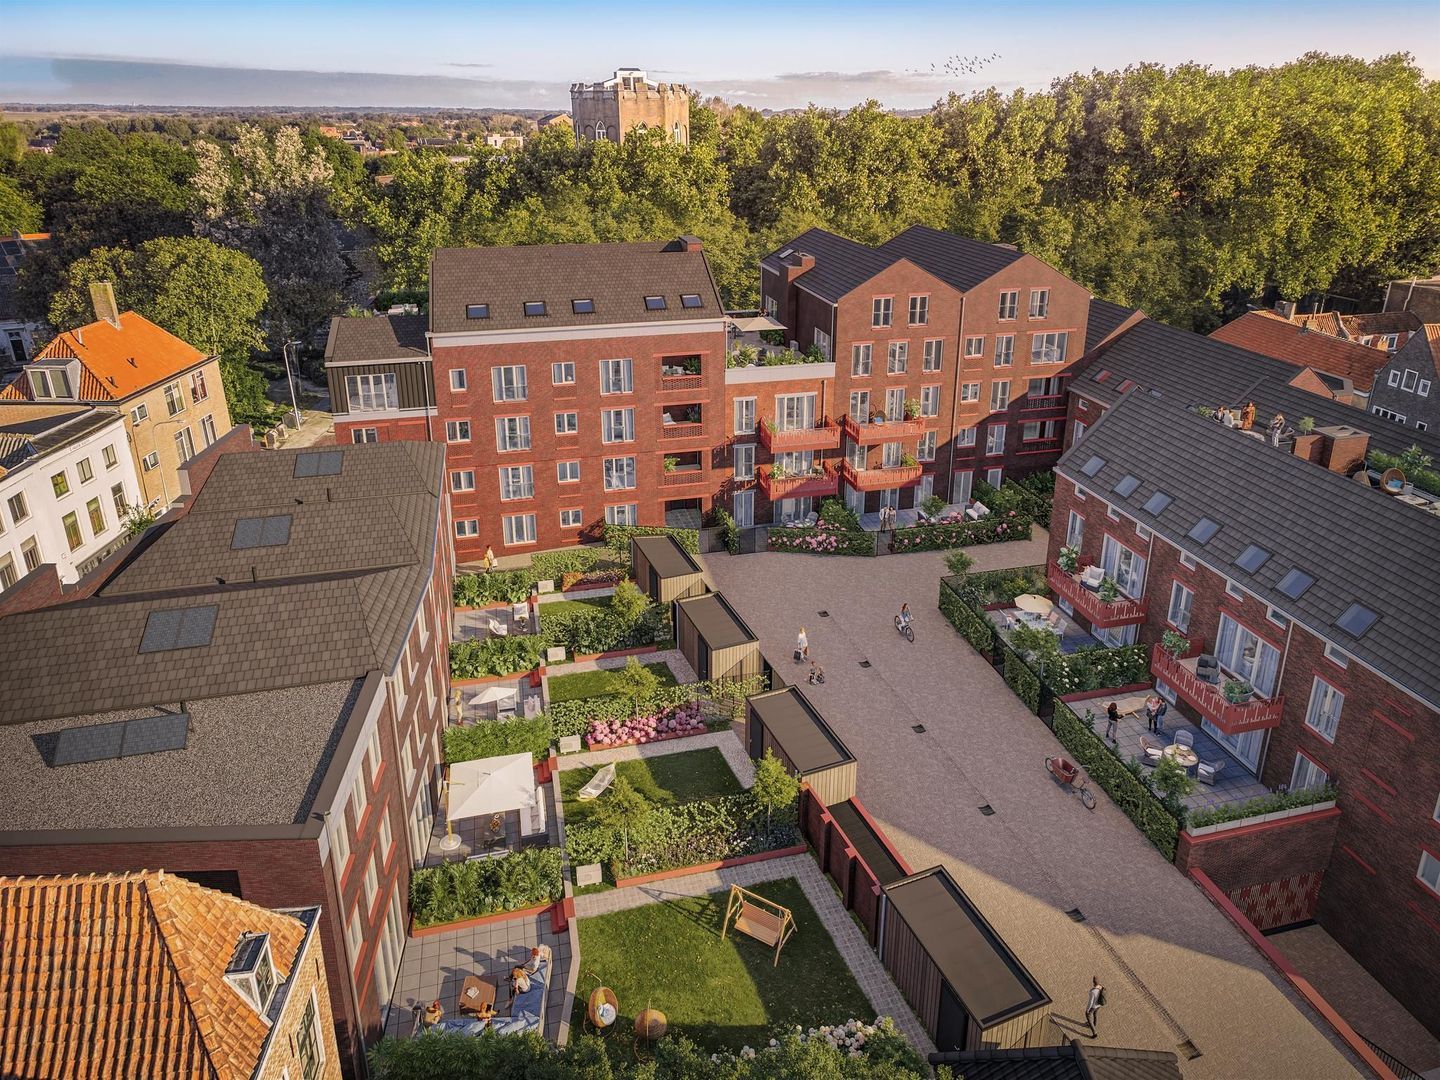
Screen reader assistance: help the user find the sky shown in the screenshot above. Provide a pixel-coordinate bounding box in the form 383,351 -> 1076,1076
2,0 -> 1438,112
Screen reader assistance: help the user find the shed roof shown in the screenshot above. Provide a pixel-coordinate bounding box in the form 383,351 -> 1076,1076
747,687 -> 854,775
324,312 -> 429,364
930,1043 -> 1182,1080
675,592 -> 756,650
632,534 -> 702,579
883,866 -> 1049,1028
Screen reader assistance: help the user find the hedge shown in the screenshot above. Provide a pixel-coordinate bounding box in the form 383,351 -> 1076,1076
966,566 -> 1047,605
769,525 -> 875,556
450,636 -> 545,679
454,570 -> 533,606
602,524 -> 699,559
1052,702 -> 1181,859
889,510 -> 1032,553
1187,784 -> 1338,829
410,848 -> 563,928
1042,643 -> 1150,695
546,685 -> 695,738
453,548 -> 623,607
1368,447 -> 1440,496
713,506 -> 741,555
445,715 -> 554,764
938,578 -> 995,654
1002,649 -> 1042,714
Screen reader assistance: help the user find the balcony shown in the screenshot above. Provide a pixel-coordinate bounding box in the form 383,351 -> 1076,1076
1022,394 -> 1066,412
1018,438 -> 1065,456
1150,644 -> 1285,735
660,468 -> 709,488
1046,563 -> 1148,628
758,461 -> 839,500
660,405 -> 707,442
838,460 -> 923,491
758,417 -> 842,454
659,356 -> 704,393
840,414 -> 927,444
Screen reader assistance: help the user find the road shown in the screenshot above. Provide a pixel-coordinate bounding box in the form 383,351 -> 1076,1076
706,546 -> 1363,1079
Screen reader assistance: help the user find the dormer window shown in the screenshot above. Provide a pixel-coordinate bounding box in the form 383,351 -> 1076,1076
224,932 -> 278,1018
27,368 -> 73,400
465,303 -> 489,320
523,301 -> 547,317
644,296 -> 668,311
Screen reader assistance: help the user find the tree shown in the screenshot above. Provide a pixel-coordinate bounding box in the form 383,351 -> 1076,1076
0,175 -> 41,233
614,656 -> 660,719
0,120 -> 25,170
607,580 -> 649,629
750,749 -> 800,841
943,550 -> 975,578
1151,755 -> 1195,805
591,777 -> 650,866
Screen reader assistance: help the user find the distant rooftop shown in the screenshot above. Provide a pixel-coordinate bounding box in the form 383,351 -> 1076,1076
0,403 -> 123,479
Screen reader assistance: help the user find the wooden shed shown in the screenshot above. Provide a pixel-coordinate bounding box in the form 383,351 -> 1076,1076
673,592 -> 762,683
879,866 -> 1053,1053
631,535 -> 707,604
746,687 -> 857,807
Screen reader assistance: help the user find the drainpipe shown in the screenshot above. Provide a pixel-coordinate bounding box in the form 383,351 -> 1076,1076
149,416 -> 190,508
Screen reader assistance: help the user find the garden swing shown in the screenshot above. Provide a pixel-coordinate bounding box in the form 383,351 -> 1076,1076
719,884 -> 796,966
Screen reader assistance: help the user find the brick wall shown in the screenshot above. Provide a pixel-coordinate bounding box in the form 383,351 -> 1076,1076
335,416 -> 434,446
258,920 -> 344,1080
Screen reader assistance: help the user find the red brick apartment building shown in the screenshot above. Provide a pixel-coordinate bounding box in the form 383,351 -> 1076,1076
1047,391 -> 1440,1037
326,230 -> 1135,560
0,441 -> 454,1078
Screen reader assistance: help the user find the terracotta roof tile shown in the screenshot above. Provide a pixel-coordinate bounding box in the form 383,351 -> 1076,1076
1209,311 -> 1389,387
0,870 -> 307,1080
4,312 -> 209,402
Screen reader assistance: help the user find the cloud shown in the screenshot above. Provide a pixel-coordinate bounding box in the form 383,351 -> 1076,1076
442,62 -> 494,69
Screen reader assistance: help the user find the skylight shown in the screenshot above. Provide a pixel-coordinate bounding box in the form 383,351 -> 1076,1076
1334,603 -> 1379,638
1234,544 -> 1270,574
294,450 -> 342,478
1187,517 -> 1220,545
1277,569 -> 1315,600
1080,455 -> 1105,478
1094,370 -> 1111,383
1113,475 -> 1140,498
572,299 -> 595,314
523,301 -> 547,317
51,713 -> 190,767
680,293 -> 704,309
231,514 -> 292,551
1143,491 -> 1173,516
139,606 -> 218,654
644,296 -> 668,311
465,303 -> 489,319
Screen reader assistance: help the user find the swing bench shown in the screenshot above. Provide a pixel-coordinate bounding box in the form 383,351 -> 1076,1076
719,884 -> 796,966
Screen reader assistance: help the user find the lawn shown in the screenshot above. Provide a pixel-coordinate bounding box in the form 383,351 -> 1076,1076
546,661 -> 679,703
571,877 -> 872,1052
560,747 -> 743,825
540,597 -> 611,619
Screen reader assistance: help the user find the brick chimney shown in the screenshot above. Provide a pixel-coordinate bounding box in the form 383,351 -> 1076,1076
678,235 -> 703,252
1293,424 -> 1370,475
783,251 -> 815,285
89,281 -> 121,328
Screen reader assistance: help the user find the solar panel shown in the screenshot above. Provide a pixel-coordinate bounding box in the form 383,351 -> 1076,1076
1080,455 -> 1105,477
1187,518 -> 1220,544
1234,544 -> 1270,574
260,515 -> 291,546
1277,569 -> 1315,600
1335,603 -> 1378,638
51,713 -> 189,767
174,606 -> 219,649
1113,475 -> 1140,498
316,451 -> 342,475
52,722 -> 126,766
139,605 -> 218,653
293,451 -> 342,478
121,713 -> 190,756
1143,491 -> 1173,516
139,609 -> 184,653
293,454 -> 318,478
231,517 -> 263,549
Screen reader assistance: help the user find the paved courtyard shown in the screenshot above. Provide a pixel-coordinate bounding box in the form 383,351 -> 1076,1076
706,547 -> 1366,1080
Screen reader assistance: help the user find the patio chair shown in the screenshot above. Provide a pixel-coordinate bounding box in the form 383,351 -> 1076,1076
804,511 -> 819,526
1045,611 -> 1064,631
576,763 -> 616,801
1196,759 -> 1226,786
1138,734 -> 1164,766
512,602 -> 530,631
1174,729 -> 1195,749
1079,565 -> 1104,590
1194,654 -> 1220,683
486,616 -> 508,637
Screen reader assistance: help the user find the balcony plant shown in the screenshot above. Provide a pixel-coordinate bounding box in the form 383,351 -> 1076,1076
1057,545 -> 1079,574
1297,416 -> 1315,434
1097,576 -> 1120,603
904,398 -> 922,420
920,493 -> 947,518
1223,677 -> 1254,704
899,452 -> 918,468
663,456 -> 678,472
1161,630 -> 1190,658
771,462 -> 789,480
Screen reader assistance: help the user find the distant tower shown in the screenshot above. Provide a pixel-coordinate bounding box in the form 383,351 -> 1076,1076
570,68 -> 690,147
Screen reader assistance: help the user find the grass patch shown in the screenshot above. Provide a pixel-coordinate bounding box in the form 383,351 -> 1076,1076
571,877 -> 870,1052
560,747 -> 743,825
540,597 -> 611,619
546,661 -> 678,703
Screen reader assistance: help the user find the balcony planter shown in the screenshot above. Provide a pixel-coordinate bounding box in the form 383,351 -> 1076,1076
1223,678 -> 1254,704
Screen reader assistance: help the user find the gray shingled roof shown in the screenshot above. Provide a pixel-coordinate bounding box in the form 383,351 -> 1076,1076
324,313 -> 429,364
1057,392 -> 1440,711
760,228 -> 897,303
1085,298 -> 1142,352
0,441 -> 445,725
1073,317 -> 1440,462
930,1044 -> 1182,1080
877,224 -> 1025,293
0,404 -> 123,477
429,240 -> 723,334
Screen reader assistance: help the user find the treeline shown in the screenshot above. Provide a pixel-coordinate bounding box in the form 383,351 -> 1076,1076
0,53 -> 1435,414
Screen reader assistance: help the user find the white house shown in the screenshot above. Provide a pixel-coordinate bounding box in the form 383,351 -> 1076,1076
0,402 -> 143,589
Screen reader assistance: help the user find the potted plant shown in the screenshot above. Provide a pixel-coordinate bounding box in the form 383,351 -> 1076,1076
771,462 -> 789,480
1097,576 -> 1120,603
921,493 -> 947,518
1297,416 -> 1315,434
1057,545 -> 1079,574
663,456 -> 678,473
904,397 -> 922,420
1222,677 -> 1254,704
899,452 -> 918,468
1161,629 -> 1190,658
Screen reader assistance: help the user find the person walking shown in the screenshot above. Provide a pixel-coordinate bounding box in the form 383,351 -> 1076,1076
1085,976 -> 1105,1035
1154,697 -> 1168,738
484,545 -> 497,573
1105,701 -> 1120,743
796,626 -> 808,662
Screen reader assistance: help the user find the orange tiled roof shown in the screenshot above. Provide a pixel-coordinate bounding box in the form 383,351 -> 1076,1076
4,312 -> 209,402
1209,311 -> 1389,388
0,870 -> 306,1080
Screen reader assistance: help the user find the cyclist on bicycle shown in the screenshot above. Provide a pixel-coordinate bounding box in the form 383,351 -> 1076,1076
897,602 -> 912,630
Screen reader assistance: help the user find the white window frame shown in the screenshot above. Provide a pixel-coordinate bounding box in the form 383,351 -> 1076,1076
851,343 -> 872,377
1168,581 -> 1193,632
560,508 -> 583,528
554,411 -> 579,435
601,408 -> 635,443
920,385 -> 941,417
994,335 -> 1014,368
887,341 -> 908,374
964,336 -> 984,358
449,470 -> 476,492
1031,332 -> 1069,364
985,425 -> 1006,455
733,442 -> 756,480
502,513 -> 537,546
491,365 -> 528,402
449,369 -> 467,391
872,297 -> 893,328
454,519 -> 479,538
908,294 -> 929,325
1420,850 -> 1440,897
494,416 -> 532,451
557,460 -> 580,483
602,456 -> 637,491
957,425 -> 977,448
990,380 -> 1011,412
346,373 -> 398,411
923,339 -> 943,371
551,361 -> 576,386
445,420 -> 470,443
604,504 -> 639,526
1323,643 -> 1349,669
918,431 -> 937,461
1304,677 -> 1343,743
997,290 -> 1018,320
1065,510 -> 1085,548
599,358 -> 633,395
733,397 -> 756,435
849,390 -> 870,421
961,382 -> 980,404
986,466 -> 1003,487
1290,751 -> 1329,794
498,465 -> 535,501
1029,288 -> 1050,318
813,327 -> 831,360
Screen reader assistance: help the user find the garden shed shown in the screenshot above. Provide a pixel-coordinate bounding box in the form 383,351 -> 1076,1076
673,592 -> 762,682
879,866 -> 1052,1053
746,687 -> 857,807
631,535 -> 707,604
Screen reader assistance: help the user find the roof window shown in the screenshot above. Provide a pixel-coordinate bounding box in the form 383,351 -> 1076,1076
231,514 -> 292,550
1142,491 -> 1172,516
1112,475 -> 1140,498
571,299 -> 595,314
294,450 -> 342,478
644,296 -> 668,311
465,303 -> 489,320
1277,569 -> 1315,600
1187,517 -> 1220,545
680,294 -> 704,309
50,712 -> 190,767
1334,602 -> 1378,638
523,301 -> 547,317
1094,370 -> 1111,383
1079,455 -> 1105,478
1234,544 -> 1270,574
225,933 -> 278,1016
139,605 -> 219,653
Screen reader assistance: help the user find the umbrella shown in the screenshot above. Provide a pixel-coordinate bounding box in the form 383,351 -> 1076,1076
1014,594 -> 1054,615
447,753 -> 539,823
470,685 -> 518,707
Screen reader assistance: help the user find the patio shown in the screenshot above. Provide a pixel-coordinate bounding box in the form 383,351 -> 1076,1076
449,679 -> 543,723
454,604 -> 538,642
423,776 -> 561,866
986,604 -> 1104,655
858,503 -> 965,531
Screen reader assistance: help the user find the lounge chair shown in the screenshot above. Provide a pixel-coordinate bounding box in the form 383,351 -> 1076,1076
964,501 -> 990,521
1138,734 -> 1164,766
512,602 -> 529,630
486,616 -> 508,637
1045,611 -> 1064,631
576,763 -> 616,801
1196,759 -> 1226,786
1174,729 -> 1195,749
1079,565 -> 1104,590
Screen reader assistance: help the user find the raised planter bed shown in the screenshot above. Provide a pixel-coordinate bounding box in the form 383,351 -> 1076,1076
570,644 -> 662,663
452,667 -> 544,689
583,726 -> 708,752
612,843 -> 807,890
411,899 -> 559,938
1185,801 -> 1338,838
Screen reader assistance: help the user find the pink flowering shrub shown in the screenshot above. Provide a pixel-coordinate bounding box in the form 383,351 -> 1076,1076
889,510 -> 1032,552
768,522 -> 874,556
585,700 -> 706,747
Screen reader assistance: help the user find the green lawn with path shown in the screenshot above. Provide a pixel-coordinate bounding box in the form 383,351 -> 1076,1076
560,747 -> 742,825
571,877 -> 871,1052
546,661 -> 678,703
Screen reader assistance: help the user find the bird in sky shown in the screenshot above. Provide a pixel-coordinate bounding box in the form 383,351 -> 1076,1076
913,52 -> 1002,77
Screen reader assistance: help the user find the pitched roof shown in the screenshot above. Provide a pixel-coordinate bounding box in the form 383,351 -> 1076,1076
1070,317 -> 1440,462
1210,311 -> 1388,388
1085,299 -> 1143,352
0,441 -> 445,725
1056,392 -> 1440,711
0,403 -> 124,478
325,312 -> 429,365
1340,310 -> 1422,338
0,870 -> 311,1080
1,312 -> 209,402
760,228 -> 897,302
428,240 -> 723,334
876,224 -> 1025,293
931,1043 -> 1182,1080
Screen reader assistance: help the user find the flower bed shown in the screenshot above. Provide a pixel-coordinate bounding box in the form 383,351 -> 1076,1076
889,510 -> 1032,552
768,523 -> 874,556
1043,643 -> 1150,694
585,700 -> 706,749
1187,785 -> 1339,830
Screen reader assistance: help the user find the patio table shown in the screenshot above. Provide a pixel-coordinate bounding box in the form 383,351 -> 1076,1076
458,975 -> 497,1017
1164,744 -> 1199,772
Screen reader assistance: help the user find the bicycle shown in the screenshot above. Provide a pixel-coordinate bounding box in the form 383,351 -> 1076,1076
1045,755 -> 1097,810
894,614 -> 914,642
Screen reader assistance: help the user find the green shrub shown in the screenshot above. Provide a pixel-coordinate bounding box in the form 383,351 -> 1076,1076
817,496 -> 862,530
602,525 -> 699,559
966,566 -> 1047,605
450,636 -> 545,679
445,715 -> 554,763
1368,447 -> 1440,496
1043,644 -> 1150,694
889,512 -> 1032,552
713,506 -> 741,555
1002,648 -> 1042,714
938,578 -> 994,654
547,685 -> 695,738
530,547 -> 611,580
409,847 -> 563,927
1188,784 -> 1338,829
769,524 -> 874,556
453,570 -> 531,607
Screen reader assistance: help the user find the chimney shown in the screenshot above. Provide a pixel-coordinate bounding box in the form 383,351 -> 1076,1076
1315,424 -> 1370,475
1274,299 -> 1297,320
678,235 -> 703,252
784,252 -> 815,285
89,282 -> 121,328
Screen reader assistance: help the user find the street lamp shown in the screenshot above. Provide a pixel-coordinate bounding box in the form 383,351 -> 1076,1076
282,339 -> 303,429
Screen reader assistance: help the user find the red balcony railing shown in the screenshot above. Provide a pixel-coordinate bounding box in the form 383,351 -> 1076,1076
1150,645 -> 1285,735
1046,563 -> 1148,628
838,460 -> 923,491
660,421 -> 706,441
758,461 -> 839,500
1018,438 -> 1065,456
660,468 -> 708,488
660,373 -> 704,392
759,418 -> 842,454
840,414 -> 927,444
